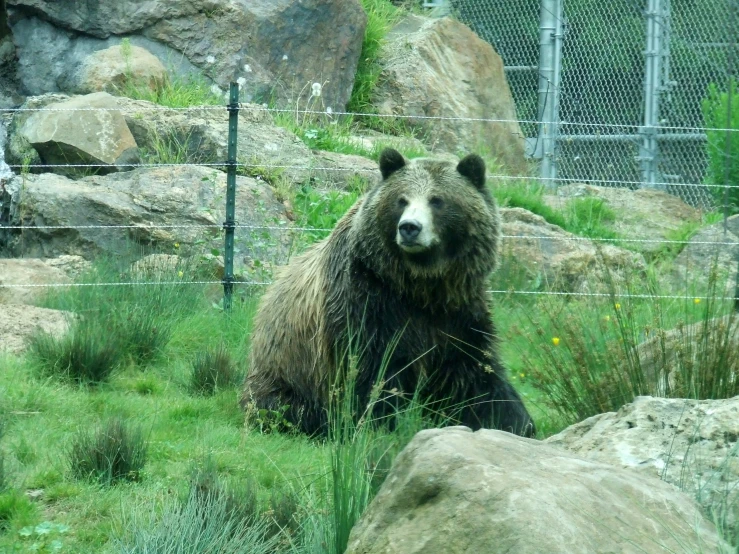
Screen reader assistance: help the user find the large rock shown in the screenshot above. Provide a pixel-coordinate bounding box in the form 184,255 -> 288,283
544,184 -> 701,256
346,427 -> 728,554
73,44 -> 167,95
16,92 -> 140,176
0,256 -> 90,304
8,17 -> 202,97
672,215 -> 739,297
0,166 -> 293,280
7,1 -> 367,110
113,96 -> 315,185
372,15 -> 527,173
0,304 -> 71,354
547,396 -> 739,546
500,207 -> 647,293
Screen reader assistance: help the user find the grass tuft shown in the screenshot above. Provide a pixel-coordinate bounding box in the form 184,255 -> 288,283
188,344 -> 240,396
67,418 -> 148,485
28,319 -> 123,385
114,485 -> 279,554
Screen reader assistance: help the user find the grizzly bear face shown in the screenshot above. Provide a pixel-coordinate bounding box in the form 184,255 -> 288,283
351,148 -> 500,284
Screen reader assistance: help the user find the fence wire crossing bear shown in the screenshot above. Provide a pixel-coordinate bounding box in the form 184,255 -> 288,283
241,148 -> 536,437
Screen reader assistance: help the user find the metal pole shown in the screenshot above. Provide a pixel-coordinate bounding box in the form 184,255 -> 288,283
223,82 -> 239,311
536,0 -> 560,185
640,0 -> 669,189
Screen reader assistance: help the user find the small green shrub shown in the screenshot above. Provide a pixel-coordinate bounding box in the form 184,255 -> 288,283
493,181 -> 620,241
517,266 -> 739,426
294,186 -> 361,244
67,418 -> 148,485
348,0 -> 403,116
29,319 -> 123,385
118,307 -> 173,366
0,490 -> 35,532
114,487 -> 279,554
702,78 -> 739,213
188,344 -> 240,396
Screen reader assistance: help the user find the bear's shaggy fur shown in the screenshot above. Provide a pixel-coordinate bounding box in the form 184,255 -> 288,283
241,148 -> 535,437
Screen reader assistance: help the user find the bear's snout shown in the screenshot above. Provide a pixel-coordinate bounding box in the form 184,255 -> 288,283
398,219 -> 423,242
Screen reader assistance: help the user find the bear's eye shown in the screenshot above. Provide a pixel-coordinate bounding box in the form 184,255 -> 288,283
397,198 -> 408,209
429,196 -> 444,209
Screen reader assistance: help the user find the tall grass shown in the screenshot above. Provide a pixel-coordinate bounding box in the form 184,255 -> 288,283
347,0 -> 402,117
515,262 -> 739,425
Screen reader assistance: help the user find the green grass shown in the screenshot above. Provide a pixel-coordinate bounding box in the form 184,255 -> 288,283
492,181 -> 621,242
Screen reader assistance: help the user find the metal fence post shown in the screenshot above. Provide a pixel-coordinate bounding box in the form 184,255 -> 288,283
536,0 -> 563,186
223,82 -> 239,311
639,0 -> 670,189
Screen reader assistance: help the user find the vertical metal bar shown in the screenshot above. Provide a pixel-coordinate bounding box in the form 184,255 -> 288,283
223,82 -> 239,311
537,0 -> 558,185
640,0 -> 666,189
549,0 -> 564,184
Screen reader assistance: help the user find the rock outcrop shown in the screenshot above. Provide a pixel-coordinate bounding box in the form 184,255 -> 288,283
500,207 -> 647,293
0,256 -> 90,304
7,0 -> 367,110
0,304 -> 71,354
14,92 -> 139,176
0,165 -> 293,281
547,395 -> 739,546
346,426 -> 729,554
372,15 -> 527,173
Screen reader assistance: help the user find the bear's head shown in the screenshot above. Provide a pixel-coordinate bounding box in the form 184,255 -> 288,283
351,148 -> 500,287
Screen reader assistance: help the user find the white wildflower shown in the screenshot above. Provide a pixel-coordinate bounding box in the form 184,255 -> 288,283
311,82 -> 322,97
282,54 -> 288,61
244,64 -> 252,73
326,107 -> 333,114
206,55 -> 216,64
237,76 -> 247,88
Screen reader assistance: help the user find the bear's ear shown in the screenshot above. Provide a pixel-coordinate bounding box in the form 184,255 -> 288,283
379,148 -> 406,180
456,154 -> 486,190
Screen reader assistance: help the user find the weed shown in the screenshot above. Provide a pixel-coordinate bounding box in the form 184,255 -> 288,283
188,344 -> 240,396
67,418 -> 148,485
294,186 -> 360,244
114,486 -> 279,554
0,490 -> 36,532
348,1 -> 403,122
17,521 -> 71,553
118,72 -> 223,108
28,318 -> 123,385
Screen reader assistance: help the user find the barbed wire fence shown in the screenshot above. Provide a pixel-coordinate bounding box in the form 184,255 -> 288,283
0,0 -> 737,308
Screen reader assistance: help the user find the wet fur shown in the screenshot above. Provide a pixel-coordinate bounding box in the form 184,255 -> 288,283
242,150 -> 536,437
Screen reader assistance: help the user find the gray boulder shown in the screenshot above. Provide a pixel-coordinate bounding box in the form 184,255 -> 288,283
0,304 -> 72,354
16,92 -> 139,176
547,395 -> 739,546
372,15 -> 527,173
0,256 -> 90,305
0,165 -> 293,281
346,426 -> 730,554
7,1 -> 367,110
73,44 -> 167,95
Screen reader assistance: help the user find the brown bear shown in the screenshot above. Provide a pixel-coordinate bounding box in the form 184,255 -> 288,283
241,148 -> 535,437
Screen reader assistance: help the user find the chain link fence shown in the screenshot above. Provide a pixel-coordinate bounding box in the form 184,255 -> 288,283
447,0 -> 737,211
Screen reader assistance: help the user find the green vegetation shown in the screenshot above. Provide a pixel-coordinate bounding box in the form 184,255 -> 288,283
492,181 -> 621,241
702,78 -> 739,214
188,344 -> 241,396
67,418 -> 148,485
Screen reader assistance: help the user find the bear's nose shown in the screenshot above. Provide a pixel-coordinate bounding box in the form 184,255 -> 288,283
398,219 -> 422,241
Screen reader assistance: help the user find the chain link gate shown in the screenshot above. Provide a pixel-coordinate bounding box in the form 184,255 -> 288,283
446,0 -> 736,211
